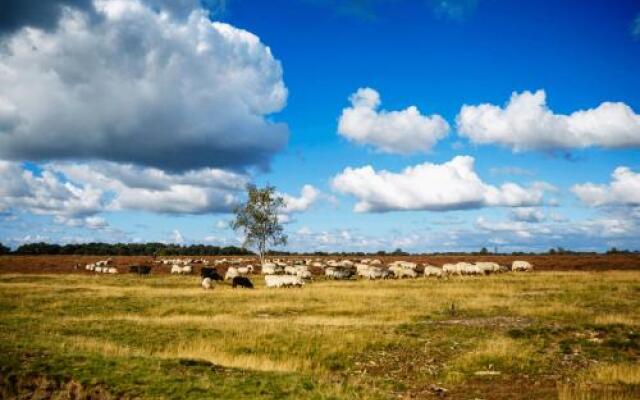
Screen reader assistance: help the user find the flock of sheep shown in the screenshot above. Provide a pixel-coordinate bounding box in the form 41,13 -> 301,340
84,258 -> 118,274
195,257 -> 534,290
82,257 -> 534,290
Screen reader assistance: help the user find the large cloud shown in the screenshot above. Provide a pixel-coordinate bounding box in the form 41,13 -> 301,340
0,0 -> 288,172
0,160 -> 249,226
572,166 -> 640,207
51,161 -> 248,214
456,90 -> 640,151
0,160 -> 104,227
338,88 -> 449,154
0,0 -> 94,35
331,155 -> 552,212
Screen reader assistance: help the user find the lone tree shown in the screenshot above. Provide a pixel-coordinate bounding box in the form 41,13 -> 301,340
231,184 -> 287,264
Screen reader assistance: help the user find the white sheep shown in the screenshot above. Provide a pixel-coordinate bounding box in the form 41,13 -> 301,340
455,262 -> 474,275
201,277 -> 213,290
261,262 -> 283,275
396,268 -> 417,279
423,265 -> 443,278
512,260 -> 533,272
359,267 -> 384,280
475,262 -> 501,274
107,267 -> 118,274
284,265 -> 298,275
389,261 -> 417,270
442,263 -> 459,276
296,268 -> 313,279
264,275 -> 304,288
225,267 -> 239,280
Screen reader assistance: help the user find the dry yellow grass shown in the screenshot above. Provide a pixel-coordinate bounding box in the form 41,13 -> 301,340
590,364 -> 640,385
2,271 -> 640,399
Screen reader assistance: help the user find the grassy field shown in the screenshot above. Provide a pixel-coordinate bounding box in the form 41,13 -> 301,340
1,271 -> 640,399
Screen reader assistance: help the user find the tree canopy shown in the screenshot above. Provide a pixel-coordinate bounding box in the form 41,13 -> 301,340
232,184 -> 287,263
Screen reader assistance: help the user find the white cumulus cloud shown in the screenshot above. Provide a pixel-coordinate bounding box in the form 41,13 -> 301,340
572,166 -> 640,207
51,161 -> 248,214
0,160 -> 105,227
338,87 -> 449,154
456,90 -> 640,151
0,0 -> 288,171
281,184 -> 321,213
331,155 -> 552,212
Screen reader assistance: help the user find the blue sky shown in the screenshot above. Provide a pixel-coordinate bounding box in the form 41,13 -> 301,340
0,0 -> 639,252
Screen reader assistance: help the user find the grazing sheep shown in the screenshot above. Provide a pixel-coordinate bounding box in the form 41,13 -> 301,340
94,266 -> 103,273
261,262 -> 283,275
465,264 -> 483,275
389,261 -> 417,270
512,260 -> 533,272
200,267 -> 223,281
453,262 -> 472,275
265,275 -> 304,288
237,265 -> 254,275
284,265 -> 298,275
201,277 -> 213,290
396,268 -> 418,279
106,267 -> 118,274
370,259 -> 382,265
475,262 -> 501,274
359,267 -> 384,280
380,269 -> 394,279
442,263 -> 459,276
225,267 -> 239,280
423,265 -> 443,278
325,267 -> 355,280
232,276 -> 254,289
355,263 -> 371,274
85,264 -> 95,271
297,269 -> 312,280
171,265 -> 182,274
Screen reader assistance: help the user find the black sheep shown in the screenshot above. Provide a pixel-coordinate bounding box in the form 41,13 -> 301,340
200,267 -> 223,281
232,276 -> 254,289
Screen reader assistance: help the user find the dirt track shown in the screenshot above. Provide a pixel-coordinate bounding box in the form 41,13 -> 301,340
1,254 -> 639,274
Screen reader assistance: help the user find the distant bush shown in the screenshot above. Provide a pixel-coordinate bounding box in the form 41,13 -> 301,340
0,243 -> 10,255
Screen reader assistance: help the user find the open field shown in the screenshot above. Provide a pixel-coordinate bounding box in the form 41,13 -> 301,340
1,267 -> 640,399
1,254 -> 640,275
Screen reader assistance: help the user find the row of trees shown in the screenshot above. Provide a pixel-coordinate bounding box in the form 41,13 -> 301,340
3,242 -> 253,256
0,241 -> 637,256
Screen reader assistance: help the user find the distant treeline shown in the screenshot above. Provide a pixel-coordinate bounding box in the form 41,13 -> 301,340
0,242 -> 637,256
1,242 -> 254,256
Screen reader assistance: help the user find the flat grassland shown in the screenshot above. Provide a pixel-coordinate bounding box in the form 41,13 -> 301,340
1,259 -> 640,399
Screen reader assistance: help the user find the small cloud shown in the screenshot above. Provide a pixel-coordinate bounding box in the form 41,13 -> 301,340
338,87 -> 449,154
215,220 -> 229,229
171,230 -> 184,244
430,0 -> 480,21
490,166 -> 535,177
